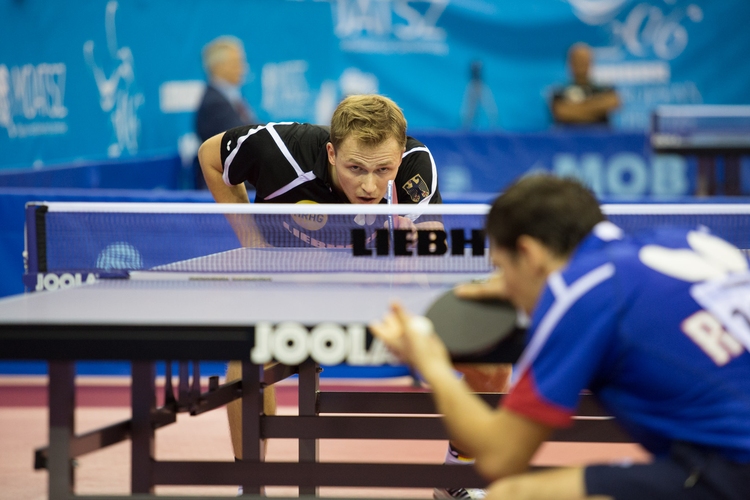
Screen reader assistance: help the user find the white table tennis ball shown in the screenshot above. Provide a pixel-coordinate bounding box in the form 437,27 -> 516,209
408,316 -> 434,337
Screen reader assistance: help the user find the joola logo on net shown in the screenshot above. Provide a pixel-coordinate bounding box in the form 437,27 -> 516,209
351,229 -> 485,256
251,322 -> 398,366
36,273 -> 96,292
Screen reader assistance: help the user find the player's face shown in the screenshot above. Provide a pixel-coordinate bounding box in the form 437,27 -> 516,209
490,240 -> 549,315
327,136 -> 404,204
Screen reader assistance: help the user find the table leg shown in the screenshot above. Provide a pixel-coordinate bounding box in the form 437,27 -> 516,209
298,359 -> 319,496
48,361 -> 75,500
241,360 -> 262,495
131,361 -> 156,494
724,155 -> 741,195
696,156 -> 716,196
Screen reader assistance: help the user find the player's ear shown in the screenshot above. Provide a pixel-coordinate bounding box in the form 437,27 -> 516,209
516,235 -> 550,274
326,142 -> 336,165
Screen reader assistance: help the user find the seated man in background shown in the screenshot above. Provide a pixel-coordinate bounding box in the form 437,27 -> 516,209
551,43 -> 620,126
372,174 -> 750,500
194,36 -> 257,188
199,94 -> 504,499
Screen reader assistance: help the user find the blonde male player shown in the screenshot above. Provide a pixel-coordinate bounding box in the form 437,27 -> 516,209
199,94 -> 506,498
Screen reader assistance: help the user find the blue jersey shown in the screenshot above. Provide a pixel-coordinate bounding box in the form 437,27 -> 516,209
503,222 -> 750,462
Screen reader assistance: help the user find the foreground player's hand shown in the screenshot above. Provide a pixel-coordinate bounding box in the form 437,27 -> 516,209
369,302 -> 452,378
395,216 -> 416,231
454,270 -> 507,301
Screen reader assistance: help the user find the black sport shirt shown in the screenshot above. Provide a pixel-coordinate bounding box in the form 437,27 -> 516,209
220,122 -> 441,205
219,122 -> 441,247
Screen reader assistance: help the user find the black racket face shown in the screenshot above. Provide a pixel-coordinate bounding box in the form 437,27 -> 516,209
425,290 -> 518,356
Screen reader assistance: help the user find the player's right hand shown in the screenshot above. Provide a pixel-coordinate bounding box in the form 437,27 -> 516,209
453,270 -> 507,301
369,302 -> 452,379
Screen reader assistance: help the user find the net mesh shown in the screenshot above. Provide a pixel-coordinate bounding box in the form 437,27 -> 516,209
605,209 -> 750,251
33,205 -> 491,276
651,105 -> 750,148
30,203 -> 750,278
653,106 -> 750,134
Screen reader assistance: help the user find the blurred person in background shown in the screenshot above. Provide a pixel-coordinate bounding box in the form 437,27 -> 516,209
194,36 -> 257,188
551,43 -> 620,126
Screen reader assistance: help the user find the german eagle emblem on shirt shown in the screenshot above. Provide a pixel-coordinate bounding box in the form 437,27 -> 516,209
402,174 -> 429,202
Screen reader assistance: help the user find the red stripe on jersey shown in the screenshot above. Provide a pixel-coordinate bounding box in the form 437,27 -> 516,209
503,369 -> 574,428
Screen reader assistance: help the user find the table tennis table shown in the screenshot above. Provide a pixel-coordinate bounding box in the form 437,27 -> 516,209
1,202 -> 648,499
651,105 -> 750,196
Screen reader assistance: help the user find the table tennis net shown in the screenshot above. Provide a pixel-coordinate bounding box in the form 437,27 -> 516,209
652,105 -> 750,135
26,203 -> 493,278
25,202 -> 750,283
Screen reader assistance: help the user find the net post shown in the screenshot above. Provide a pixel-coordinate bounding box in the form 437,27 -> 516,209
23,203 -> 48,291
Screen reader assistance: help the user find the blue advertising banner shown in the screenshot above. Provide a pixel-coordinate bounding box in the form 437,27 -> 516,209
416,129 -> 695,198
1,0 -> 748,173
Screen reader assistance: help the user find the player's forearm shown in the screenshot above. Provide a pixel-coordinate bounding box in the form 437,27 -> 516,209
587,91 -> 620,114
210,183 -> 250,204
552,101 -> 605,123
414,220 -> 445,231
421,363 -> 511,470
421,361 -> 547,480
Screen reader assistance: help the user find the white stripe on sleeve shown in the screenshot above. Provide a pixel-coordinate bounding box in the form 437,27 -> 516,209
222,122 -> 294,186
511,263 -> 616,386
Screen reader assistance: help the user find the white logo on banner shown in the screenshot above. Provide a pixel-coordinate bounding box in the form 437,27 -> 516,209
615,3 -> 698,60
567,0 -> 630,25
315,67 -> 380,124
553,152 -> 689,197
0,62 -> 69,139
330,0 -> 449,54
84,1 -> 144,158
261,60 -> 311,119
565,1 -> 706,129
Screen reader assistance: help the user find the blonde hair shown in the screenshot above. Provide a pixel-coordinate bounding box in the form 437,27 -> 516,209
202,36 -> 244,74
329,94 -> 407,150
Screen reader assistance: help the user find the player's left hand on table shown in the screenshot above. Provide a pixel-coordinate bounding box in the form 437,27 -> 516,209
383,216 -> 417,232
395,216 -> 416,231
369,302 -> 452,377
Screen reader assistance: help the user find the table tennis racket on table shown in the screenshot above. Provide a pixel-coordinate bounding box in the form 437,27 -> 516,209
424,289 -> 527,364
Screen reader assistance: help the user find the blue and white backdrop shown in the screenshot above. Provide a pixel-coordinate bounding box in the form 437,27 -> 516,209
1,0 -> 749,196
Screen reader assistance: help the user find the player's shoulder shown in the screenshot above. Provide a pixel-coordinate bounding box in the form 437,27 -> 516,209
271,122 -> 329,145
400,136 -> 434,172
550,84 -> 570,100
557,222 -> 633,288
572,225 -> 732,287
260,123 -> 329,168
404,136 -> 427,151
631,226 -> 695,249
395,138 -> 439,204
225,122 -> 328,143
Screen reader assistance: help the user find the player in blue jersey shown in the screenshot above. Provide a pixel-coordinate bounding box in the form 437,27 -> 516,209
371,175 -> 750,499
